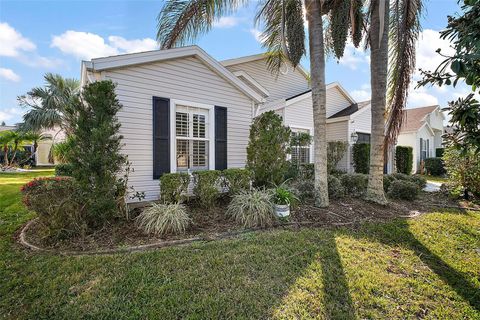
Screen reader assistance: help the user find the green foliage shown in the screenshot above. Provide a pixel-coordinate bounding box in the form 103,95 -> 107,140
443,146 -> 480,197
328,175 -> 344,199
340,173 -> 368,197
409,175 -> 427,190
226,189 -> 275,228
67,80 -> 126,228
21,177 -> 86,240
222,168 -> 251,195
383,174 -> 426,193
246,111 -> 291,187
55,163 -> 73,177
136,203 -> 190,236
272,185 -> 299,207
160,172 -> 190,204
329,0 -> 350,59
418,1 -> 480,153
352,143 -> 370,174
387,180 -> 419,201
424,157 -> 446,176
327,141 -> 348,173
52,138 -> 74,164
435,148 -> 445,158
396,146 -> 413,174
192,170 -> 221,208
383,174 -> 396,192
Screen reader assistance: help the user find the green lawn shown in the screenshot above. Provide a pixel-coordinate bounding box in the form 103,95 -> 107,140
420,174 -> 448,184
1,171 -> 479,319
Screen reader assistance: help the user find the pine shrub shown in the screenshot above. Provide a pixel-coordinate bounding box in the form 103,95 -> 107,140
352,143 -> 370,174
396,146 -> 413,174
424,157 -> 446,176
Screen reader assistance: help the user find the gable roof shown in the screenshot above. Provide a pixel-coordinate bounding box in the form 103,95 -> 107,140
400,105 -> 439,133
327,100 -> 371,119
82,45 -> 264,103
220,53 -> 310,80
285,82 -> 356,106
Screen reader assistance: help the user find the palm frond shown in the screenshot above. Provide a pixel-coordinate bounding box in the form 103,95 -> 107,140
385,0 -> 423,147
255,0 -> 306,74
157,0 -> 247,49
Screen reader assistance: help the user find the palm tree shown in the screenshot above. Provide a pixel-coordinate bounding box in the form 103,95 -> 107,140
365,0 -> 422,204
0,131 -> 14,166
17,73 -> 80,135
20,131 -> 52,164
156,0 -> 363,207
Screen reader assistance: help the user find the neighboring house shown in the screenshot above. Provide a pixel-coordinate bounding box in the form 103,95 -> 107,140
0,125 -> 63,166
396,105 -> 445,173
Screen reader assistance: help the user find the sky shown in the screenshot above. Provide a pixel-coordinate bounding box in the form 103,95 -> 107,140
0,0 -> 468,125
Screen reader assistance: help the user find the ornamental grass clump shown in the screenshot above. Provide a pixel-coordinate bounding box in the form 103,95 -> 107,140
226,189 -> 275,228
136,203 -> 190,236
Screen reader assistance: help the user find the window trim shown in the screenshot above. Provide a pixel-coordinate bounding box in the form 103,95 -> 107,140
170,99 -> 215,173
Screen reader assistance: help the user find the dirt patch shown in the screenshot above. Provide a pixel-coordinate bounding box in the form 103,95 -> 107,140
20,192 -> 465,254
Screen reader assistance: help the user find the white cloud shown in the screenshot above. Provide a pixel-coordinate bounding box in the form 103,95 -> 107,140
0,107 -> 24,124
0,68 -> 20,82
108,36 -> 157,53
249,28 -> 263,43
52,31 -> 119,60
0,22 -> 36,57
51,31 -> 159,60
351,89 -> 370,101
407,87 -> 438,107
214,16 -> 240,28
414,29 -> 454,78
337,43 -> 369,70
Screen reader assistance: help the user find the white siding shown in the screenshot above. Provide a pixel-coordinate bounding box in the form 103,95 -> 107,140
326,87 -> 353,118
350,108 -> 371,134
226,59 -> 309,102
327,121 -> 350,171
104,56 -> 254,201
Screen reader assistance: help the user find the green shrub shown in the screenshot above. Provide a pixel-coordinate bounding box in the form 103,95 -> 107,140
424,157 -> 446,176
443,146 -> 480,197
67,80 -> 126,228
193,170 -> 221,208
352,143 -> 370,174
290,179 -> 314,201
136,203 -> 190,236
409,175 -> 427,189
340,173 -> 368,196
223,168 -> 251,195
383,174 -> 395,192
272,185 -> 299,207
396,146 -> 413,174
247,111 -> 291,187
327,141 -> 348,173
21,177 -> 87,240
383,173 -> 426,192
387,180 -> 419,200
160,172 -> 190,204
435,148 -> 445,158
299,163 -> 314,180
328,175 -> 344,199
55,163 -> 73,176
226,189 -> 275,228
52,138 -> 75,164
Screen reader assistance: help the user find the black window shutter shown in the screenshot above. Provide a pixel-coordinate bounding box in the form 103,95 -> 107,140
215,106 -> 227,170
153,97 -> 170,179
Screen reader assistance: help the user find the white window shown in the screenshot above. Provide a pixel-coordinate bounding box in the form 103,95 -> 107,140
420,138 -> 429,161
175,105 -> 210,171
291,128 -> 311,165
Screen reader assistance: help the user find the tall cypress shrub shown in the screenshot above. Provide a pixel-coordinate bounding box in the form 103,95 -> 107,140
68,80 -> 125,227
247,111 -> 291,187
396,146 -> 413,174
352,143 -> 370,174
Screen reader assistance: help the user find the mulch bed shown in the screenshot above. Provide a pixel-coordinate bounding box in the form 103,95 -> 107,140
20,191 -> 473,254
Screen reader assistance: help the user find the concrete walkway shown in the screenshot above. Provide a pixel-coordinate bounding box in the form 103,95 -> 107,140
424,181 -> 442,192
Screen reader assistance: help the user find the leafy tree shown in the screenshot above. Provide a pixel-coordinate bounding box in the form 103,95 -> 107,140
443,145 -> 480,199
67,80 -> 126,227
156,0 -> 364,208
17,73 -> 80,135
246,111 -> 291,187
418,0 -> 480,154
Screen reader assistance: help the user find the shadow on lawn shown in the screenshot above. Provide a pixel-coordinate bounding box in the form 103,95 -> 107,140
348,216 -> 480,313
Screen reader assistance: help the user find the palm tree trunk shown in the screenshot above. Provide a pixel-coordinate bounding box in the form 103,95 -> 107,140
306,0 -> 329,207
366,0 -> 389,205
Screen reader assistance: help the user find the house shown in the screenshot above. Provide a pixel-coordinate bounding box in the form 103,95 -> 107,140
395,105 -> 445,173
0,125 -> 63,166
81,46 -> 388,201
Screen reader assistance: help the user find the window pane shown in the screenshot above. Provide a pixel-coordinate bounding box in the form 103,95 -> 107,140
176,112 -> 189,137
176,139 -> 189,169
192,140 -> 208,169
193,114 -> 206,138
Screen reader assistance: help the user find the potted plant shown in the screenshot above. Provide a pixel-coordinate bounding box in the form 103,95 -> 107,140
272,186 -> 298,218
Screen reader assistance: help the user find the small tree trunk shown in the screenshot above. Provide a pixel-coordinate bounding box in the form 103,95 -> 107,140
366,0 -> 388,205
306,0 -> 329,207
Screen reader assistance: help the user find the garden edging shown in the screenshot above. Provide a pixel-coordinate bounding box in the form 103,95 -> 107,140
17,209 -> 430,256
